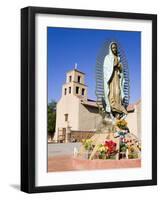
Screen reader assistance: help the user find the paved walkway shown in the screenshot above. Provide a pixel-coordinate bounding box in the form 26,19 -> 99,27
48,155 -> 76,172
48,143 -> 81,157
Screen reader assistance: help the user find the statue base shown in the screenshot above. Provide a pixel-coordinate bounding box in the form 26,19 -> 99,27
77,116 -> 141,161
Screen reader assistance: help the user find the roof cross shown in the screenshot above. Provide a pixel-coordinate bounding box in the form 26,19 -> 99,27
74,63 -> 77,69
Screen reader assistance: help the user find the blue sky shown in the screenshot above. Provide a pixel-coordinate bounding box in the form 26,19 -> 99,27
47,27 -> 141,104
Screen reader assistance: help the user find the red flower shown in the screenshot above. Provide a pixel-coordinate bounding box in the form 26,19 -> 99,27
104,140 -> 117,154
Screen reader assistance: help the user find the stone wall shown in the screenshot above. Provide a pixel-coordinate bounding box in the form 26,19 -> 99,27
70,130 -> 95,142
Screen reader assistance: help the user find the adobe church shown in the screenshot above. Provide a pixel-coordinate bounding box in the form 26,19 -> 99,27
54,66 -> 141,142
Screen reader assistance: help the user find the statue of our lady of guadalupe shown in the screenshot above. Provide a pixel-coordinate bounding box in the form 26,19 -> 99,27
103,42 -> 128,119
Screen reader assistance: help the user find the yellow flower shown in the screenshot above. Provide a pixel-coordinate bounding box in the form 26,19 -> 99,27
116,119 -> 127,128
82,139 -> 93,150
97,144 -> 108,153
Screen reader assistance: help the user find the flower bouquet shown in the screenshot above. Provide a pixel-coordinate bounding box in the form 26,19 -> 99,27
116,119 -> 128,130
82,139 -> 94,159
96,140 -> 117,160
128,146 -> 139,159
96,144 -> 108,159
104,140 -> 117,159
82,139 -> 93,151
119,141 -> 127,159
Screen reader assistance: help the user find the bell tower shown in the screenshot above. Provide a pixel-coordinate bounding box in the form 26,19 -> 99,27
62,64 -> 87,100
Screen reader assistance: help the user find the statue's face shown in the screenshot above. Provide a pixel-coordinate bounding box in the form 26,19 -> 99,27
111,43 -> 118,55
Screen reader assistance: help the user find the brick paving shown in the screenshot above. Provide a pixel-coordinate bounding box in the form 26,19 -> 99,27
48,155 -> 141,172
48,155 -> 77,172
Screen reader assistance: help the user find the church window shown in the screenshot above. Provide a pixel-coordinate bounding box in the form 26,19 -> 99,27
76,86 -> 79,94
69,87 -> 71,94
82,88 -> 85,95
64,114 -> 68,121
64,88 -> 67,95
78,75 -> 81,83
69,75 -> 72,82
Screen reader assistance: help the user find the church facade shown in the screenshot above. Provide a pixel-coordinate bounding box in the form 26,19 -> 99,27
54,67 -> 141,142
54,68 -> 102,142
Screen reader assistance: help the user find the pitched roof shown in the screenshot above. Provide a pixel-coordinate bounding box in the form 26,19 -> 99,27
80,99 -> 140,112
67,69 -> 85,75
81,99 -> 98,108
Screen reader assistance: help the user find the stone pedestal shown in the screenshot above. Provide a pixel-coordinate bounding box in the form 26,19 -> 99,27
96,117 -> 116,135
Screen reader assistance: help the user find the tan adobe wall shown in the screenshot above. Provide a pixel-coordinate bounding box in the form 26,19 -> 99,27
78,103 -> 102,131
54,95 -> 80,140
126,101 -> 141,139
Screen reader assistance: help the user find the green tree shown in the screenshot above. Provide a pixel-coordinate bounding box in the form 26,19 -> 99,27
48,100 -> 57,140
